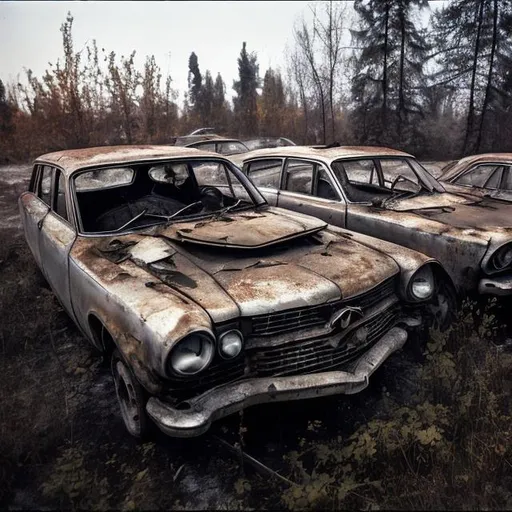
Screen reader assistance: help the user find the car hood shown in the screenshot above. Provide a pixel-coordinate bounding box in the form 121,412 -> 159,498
157,207 -> 327,249
442,182 -> 512,204
382,191 -> 512,230
72,209 -> 401,324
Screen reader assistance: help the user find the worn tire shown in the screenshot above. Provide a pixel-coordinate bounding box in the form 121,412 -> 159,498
428,278 -> 458,331
111,349 -> 149,439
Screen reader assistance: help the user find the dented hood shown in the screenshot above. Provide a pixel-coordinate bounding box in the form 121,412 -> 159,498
72,212 -> 400,324
157,207 -> 327,249
383,191 -> 512,230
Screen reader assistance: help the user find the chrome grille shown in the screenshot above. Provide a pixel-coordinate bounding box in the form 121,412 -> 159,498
250,276 -> 396,337
166,357 -> 245,401
249,303 -> 400,377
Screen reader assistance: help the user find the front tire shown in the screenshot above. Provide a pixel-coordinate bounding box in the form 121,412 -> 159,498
111,349 -> 149,438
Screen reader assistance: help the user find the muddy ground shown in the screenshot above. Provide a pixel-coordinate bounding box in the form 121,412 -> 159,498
0,163 -> 505,509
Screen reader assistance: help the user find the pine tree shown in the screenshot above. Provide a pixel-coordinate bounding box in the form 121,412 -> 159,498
433,0 -> 512,153
260,68 -> 286,136
187,51 -> 202,121
350,0 -> 430,148
233,42 -> 260,137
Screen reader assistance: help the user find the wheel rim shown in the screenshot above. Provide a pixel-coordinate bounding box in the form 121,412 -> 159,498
113,360 -> 142,437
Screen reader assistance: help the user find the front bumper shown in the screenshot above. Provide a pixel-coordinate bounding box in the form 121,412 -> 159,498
478,274 -> 512,296
146,326 -> 408,438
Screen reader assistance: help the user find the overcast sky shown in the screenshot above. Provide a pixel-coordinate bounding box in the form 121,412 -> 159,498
0,1 -> 444,105
0,0 -> 320,104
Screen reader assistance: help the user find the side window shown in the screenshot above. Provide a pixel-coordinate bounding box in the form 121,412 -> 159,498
38,165 -> 53,205
55,170 -> 68,221
456,165 -> 499,188
284,159 -> 314,195
195,142 -> 216,153
503,166 -> 512,191
247,159 -> 282,189
314,168 -> 339,200
342,160 -> 379,186
484,166 -> 503,189
29,165 -> 39,192
380,159 -> 419,189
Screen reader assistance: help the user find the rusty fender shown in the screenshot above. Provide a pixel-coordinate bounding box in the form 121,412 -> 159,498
146,326 -> 408,437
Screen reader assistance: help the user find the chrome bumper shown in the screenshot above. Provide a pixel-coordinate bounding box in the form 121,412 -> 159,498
478,274 -> 512,296
146,326 -> 408,438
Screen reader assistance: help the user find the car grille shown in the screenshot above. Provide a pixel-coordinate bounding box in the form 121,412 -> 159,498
167,277 -> 399,401
166,357 -> 246,401
250,276 -> 396,337
249,302 -> 400,377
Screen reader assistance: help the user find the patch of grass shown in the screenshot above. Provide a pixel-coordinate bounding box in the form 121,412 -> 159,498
274,301 -> 512,510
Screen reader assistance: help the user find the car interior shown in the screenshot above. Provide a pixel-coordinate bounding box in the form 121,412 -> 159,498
74,161 -> 251,233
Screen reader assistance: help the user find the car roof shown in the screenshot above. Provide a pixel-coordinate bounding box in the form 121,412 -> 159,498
187,138 -> 244,146
442,153 -> 512,180
238,145 -> 413,164
34,145 -> 224,175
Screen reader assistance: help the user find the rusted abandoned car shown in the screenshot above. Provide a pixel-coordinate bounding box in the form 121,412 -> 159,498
440,153 -> 512,203
231,146 -> 512,302
20,145 -> 443,438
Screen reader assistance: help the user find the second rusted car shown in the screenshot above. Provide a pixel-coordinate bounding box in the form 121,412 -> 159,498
231,146 -> 512,304
20,145 -> 444,438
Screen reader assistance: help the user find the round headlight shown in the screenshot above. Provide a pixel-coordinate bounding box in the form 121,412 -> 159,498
168,333 -> 214,376
219,330 -> 243,359
492,244 -> 512,270
409,265 -> 434,301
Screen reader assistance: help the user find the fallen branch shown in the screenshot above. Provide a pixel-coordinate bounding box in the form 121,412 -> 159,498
212,434 -> 298,487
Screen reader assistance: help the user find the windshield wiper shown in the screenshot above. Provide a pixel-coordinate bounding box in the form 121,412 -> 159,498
144,201 -> 203,222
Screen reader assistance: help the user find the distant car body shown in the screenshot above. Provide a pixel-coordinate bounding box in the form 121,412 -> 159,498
19,145 -> 440,438
185,138 -> 249,156
244,137 -> 296,151
440,153 -> 512,203
232,145 -> 512,301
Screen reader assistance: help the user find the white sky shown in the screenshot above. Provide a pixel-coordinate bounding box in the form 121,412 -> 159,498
0,1 -> 445,106
0,0 -> 318,104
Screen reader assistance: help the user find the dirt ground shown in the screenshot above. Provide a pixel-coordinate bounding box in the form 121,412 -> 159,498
0,164 -> 507,510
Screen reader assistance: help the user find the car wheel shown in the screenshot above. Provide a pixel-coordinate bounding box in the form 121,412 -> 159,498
428,279 -> 457,331
111,349 -> 148,438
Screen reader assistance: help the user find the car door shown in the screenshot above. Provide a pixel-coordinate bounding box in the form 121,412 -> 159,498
19,164 -> 53,268
277,158 -> 347,226
38,167 -> 77,318
244,158 -> 283,206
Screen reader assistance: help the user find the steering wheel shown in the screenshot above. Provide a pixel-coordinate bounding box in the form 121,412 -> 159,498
199,186 -> 224,210
390,174 -> 406,190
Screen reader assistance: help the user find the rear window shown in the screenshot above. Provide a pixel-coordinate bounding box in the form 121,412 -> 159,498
75,167 -> 134,191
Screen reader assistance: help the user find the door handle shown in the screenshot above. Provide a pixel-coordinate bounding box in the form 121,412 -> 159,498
37,218 -> 44,230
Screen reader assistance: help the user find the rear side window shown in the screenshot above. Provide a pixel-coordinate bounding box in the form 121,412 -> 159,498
456,165 -> 500,188
55,170 -> 68,221
503,166 -> 512,191
75,167 -> 134,191
38,166 -> 53,205
247,159 -> 282,189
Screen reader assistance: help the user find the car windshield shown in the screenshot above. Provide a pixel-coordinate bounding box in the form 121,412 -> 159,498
73,159 -> 265,234
331,157 -> 445,204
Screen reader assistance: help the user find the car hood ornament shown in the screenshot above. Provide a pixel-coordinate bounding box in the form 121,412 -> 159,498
330,306 -> 364,329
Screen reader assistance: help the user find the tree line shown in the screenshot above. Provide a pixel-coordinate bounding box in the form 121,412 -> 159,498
0,1 -> 511,164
